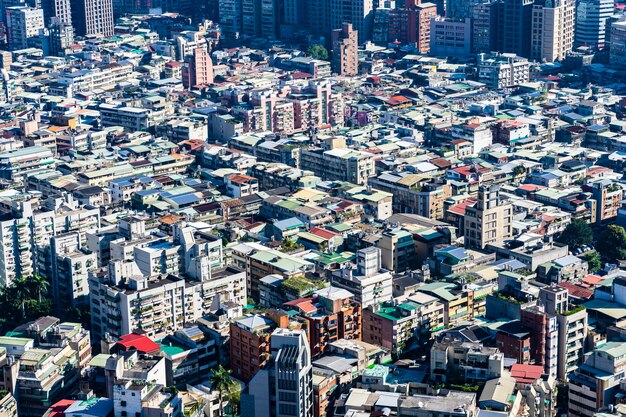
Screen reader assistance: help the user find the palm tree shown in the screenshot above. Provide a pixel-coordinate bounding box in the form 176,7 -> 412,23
11,276 -> 30,318
27,274 -> 49,302
209,365 -> 234,417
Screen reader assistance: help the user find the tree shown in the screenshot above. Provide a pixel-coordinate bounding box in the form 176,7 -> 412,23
597,225 -> 626,261
582,251 -> 601,272
557,219 -> 593,249
307,44 -> 329,60
27,274 -> 49,302
210,365 -> 236,417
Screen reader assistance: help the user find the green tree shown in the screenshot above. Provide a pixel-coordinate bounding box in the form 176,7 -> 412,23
307,44 -> 329,60
582,251 -> 601,272
210,365 -> 236,417
11,276 -> 30,318
556,219 -> 593,248
27,274 -> 49,302
597,225 -> 626,261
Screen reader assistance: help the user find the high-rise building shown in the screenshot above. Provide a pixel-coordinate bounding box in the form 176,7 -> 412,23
182,47 -> 214,89
568,342 -> 626,417
40,0 -> 72,26
241,328 -> 313,417
530,0 -> 575,62
472,1 -> 499,53
539,286 -> 588,380
575,0 -> 614,49
610,20 -> 626,68
48,16 -> 74,55
331,22 -> 358,76
5,6 -> 44,50
416,2 -> 437,54
520,305 -> 559,378
446,0 -> 483,19
464,185 -> 513,249
430,17 -> 472,57
329,0 -> 373,44
477,52 -> 530,89
498,0 -> 533,57
70,0 -> 114,37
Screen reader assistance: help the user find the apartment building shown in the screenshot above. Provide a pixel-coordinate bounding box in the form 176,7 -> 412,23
246,248 -> 314,300
230,314 -> 276,383
300,147 -> 376,185
539,286 -> 588,379
58,62 -> 134,92
331,23 -> 358,76
363,301 -> 421,357
568,342 -> 626,417
0,146 -> 54,182
331,247 -> 393,309
0,196 -> 99,287
520,305 -> 559,378
369,175 -> 451,219
477,52 -> 531,89
590,179 -> 623,223
430,339 -> 504,384
6,7 -> 44,51
287,287 -> 361,357
464,185 -> 513,249
37,232 -> 97,307
530,0 -> 575,62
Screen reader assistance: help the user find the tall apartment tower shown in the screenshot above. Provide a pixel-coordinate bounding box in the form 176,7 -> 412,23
241,328 -> 313,417
182,47 -> 214,89
530,0 -> 575,62
329,0 -> 373,44
416,2 -> 437,54
5,6 -> 44,50
498,0 -> 534,58
331,23 -> 358,76
610,20 -> 626,68
41,0 -> 72,25
575,0 -> 614,49
464,185 -> 513,249
539,286 -> 588,380
472,1 -> 499,53
70,0 -> 114,37
272,328 -> 313,417
446,0 -> 483,19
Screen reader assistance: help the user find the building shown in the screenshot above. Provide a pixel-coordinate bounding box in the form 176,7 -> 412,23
286,287 -> 361,357
331,247 -> 393,309
376,229 -> 417,273
539,286 -> 588,379
431,339 -> 504,384
499,0 -> 533,57
575,0 -> 614,49
70,0 -> 114,37
5,7 -> 44,51
331,23 -> 358,77
477,52 -> 530,89
398,391 -> 478,417
363,301 -> 420,357
328,0 -> 373,44
464,185 -> 513,250
430,17 -> 472,58
300,147 -> 376,186
446,0 -> 483,19
416,3 -> 437,54
41,0 -> 72,26
568,342 -> 626,417
182,47 -> 214,89
590,179 -> 623,224
520,305 -> 559,378
530,0 -> 575,62
230,314 -> 276,383
472,1 -> 499,53
242,328 -> 313,417
610,20 -> 626,68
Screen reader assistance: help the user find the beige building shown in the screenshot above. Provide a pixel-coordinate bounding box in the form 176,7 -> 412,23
531,0 -> 575,62
464,185 -> 512,249
331,23 -> 358,76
